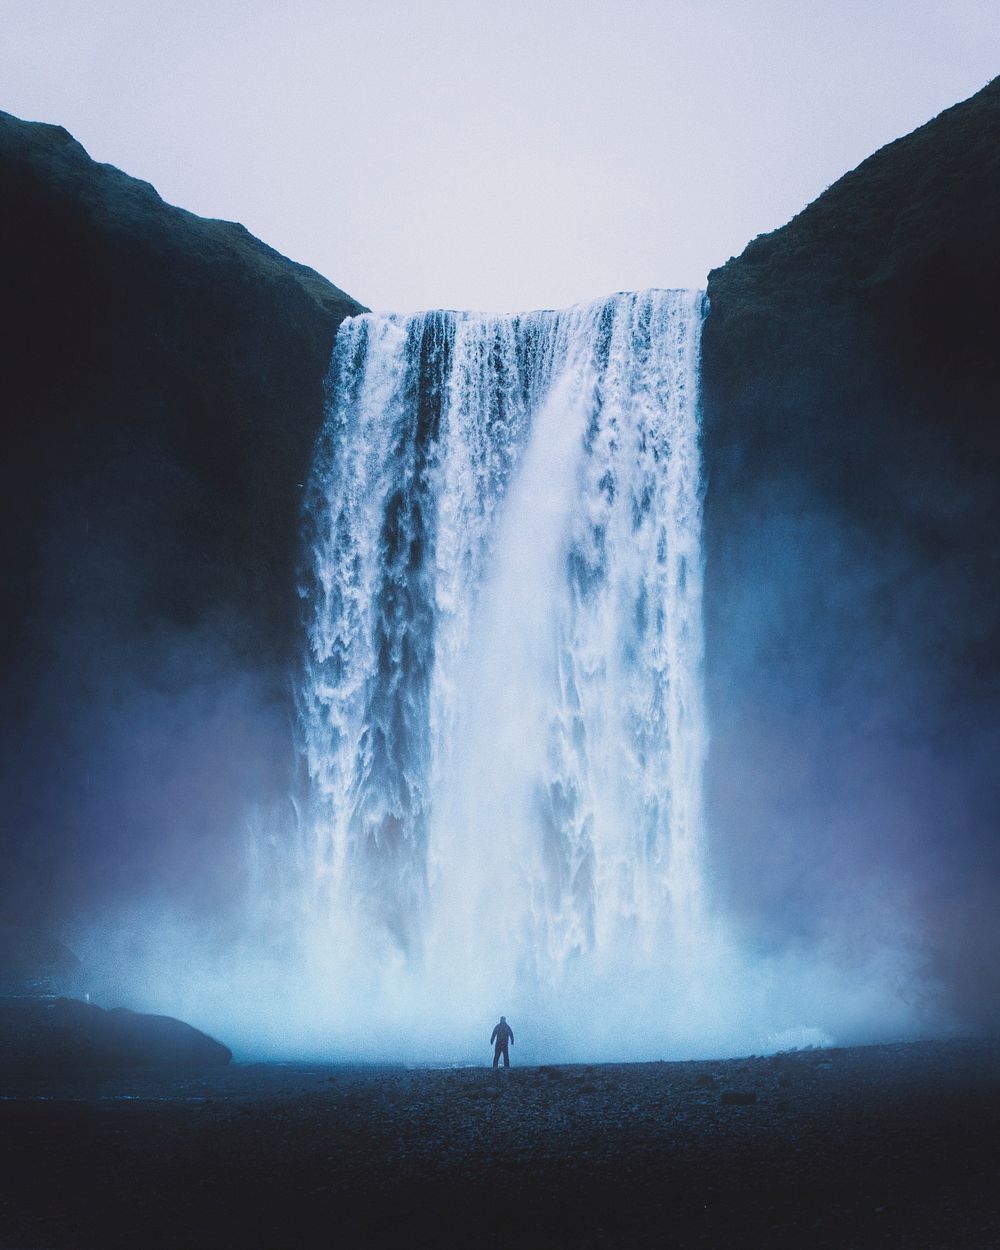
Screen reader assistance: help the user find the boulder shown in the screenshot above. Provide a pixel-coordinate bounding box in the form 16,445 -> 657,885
0,996 -> 232,1070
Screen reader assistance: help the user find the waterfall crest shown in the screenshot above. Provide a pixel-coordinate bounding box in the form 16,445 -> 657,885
298,290 -> 708,1054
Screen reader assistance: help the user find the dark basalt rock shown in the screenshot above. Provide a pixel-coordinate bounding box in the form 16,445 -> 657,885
0,996 -> 231,1069
0,110 -> 365,926
702,77 -> 1000,1028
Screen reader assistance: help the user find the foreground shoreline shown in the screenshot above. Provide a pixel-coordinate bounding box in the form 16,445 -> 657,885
2,1037 -> 998,1247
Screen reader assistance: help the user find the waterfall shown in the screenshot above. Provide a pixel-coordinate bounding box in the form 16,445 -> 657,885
297,289 -> 708,1057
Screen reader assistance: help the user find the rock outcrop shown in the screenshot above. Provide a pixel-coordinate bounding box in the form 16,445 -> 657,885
0,996 -> 231,1070
701,77 -> 1000,1025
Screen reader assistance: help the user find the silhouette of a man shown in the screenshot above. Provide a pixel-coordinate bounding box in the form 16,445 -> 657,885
491,1015 -> 514,1068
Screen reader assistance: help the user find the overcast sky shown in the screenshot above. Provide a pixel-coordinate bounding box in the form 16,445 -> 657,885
2,1 -> 997,312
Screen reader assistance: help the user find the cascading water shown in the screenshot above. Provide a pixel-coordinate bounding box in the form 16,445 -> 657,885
75,298 -> 926,1061
297,289 -> 711,1058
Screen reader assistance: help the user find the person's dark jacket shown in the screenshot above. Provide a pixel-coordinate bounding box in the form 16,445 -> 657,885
491,1020 -> 514,1046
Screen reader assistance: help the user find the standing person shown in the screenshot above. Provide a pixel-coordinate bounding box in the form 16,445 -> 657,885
490,1016 -> 514,1068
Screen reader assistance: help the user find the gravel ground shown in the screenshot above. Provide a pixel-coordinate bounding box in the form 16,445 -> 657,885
1,1038 -> 998,1248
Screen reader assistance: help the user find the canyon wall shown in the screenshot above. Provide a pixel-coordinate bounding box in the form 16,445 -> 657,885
0,111 -> 363,922
701,77 -> 1000,1025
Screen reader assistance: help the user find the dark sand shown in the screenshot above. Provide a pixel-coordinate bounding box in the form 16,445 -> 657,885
1,1038 -> 998,1248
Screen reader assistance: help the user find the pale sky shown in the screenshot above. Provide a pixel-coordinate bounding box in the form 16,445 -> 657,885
1,1 -> 997,312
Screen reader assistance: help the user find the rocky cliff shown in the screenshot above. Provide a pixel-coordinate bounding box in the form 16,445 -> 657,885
701,77 -> 1000,1025
0,111 -> 364,923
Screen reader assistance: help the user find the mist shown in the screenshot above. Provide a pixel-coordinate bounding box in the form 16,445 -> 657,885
59,290 -> 962,1066
702,424 -> 1000,1036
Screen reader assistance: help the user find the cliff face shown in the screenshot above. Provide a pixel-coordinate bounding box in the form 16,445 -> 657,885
701,78 -> 1000,1025
0,111 -> 364,922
